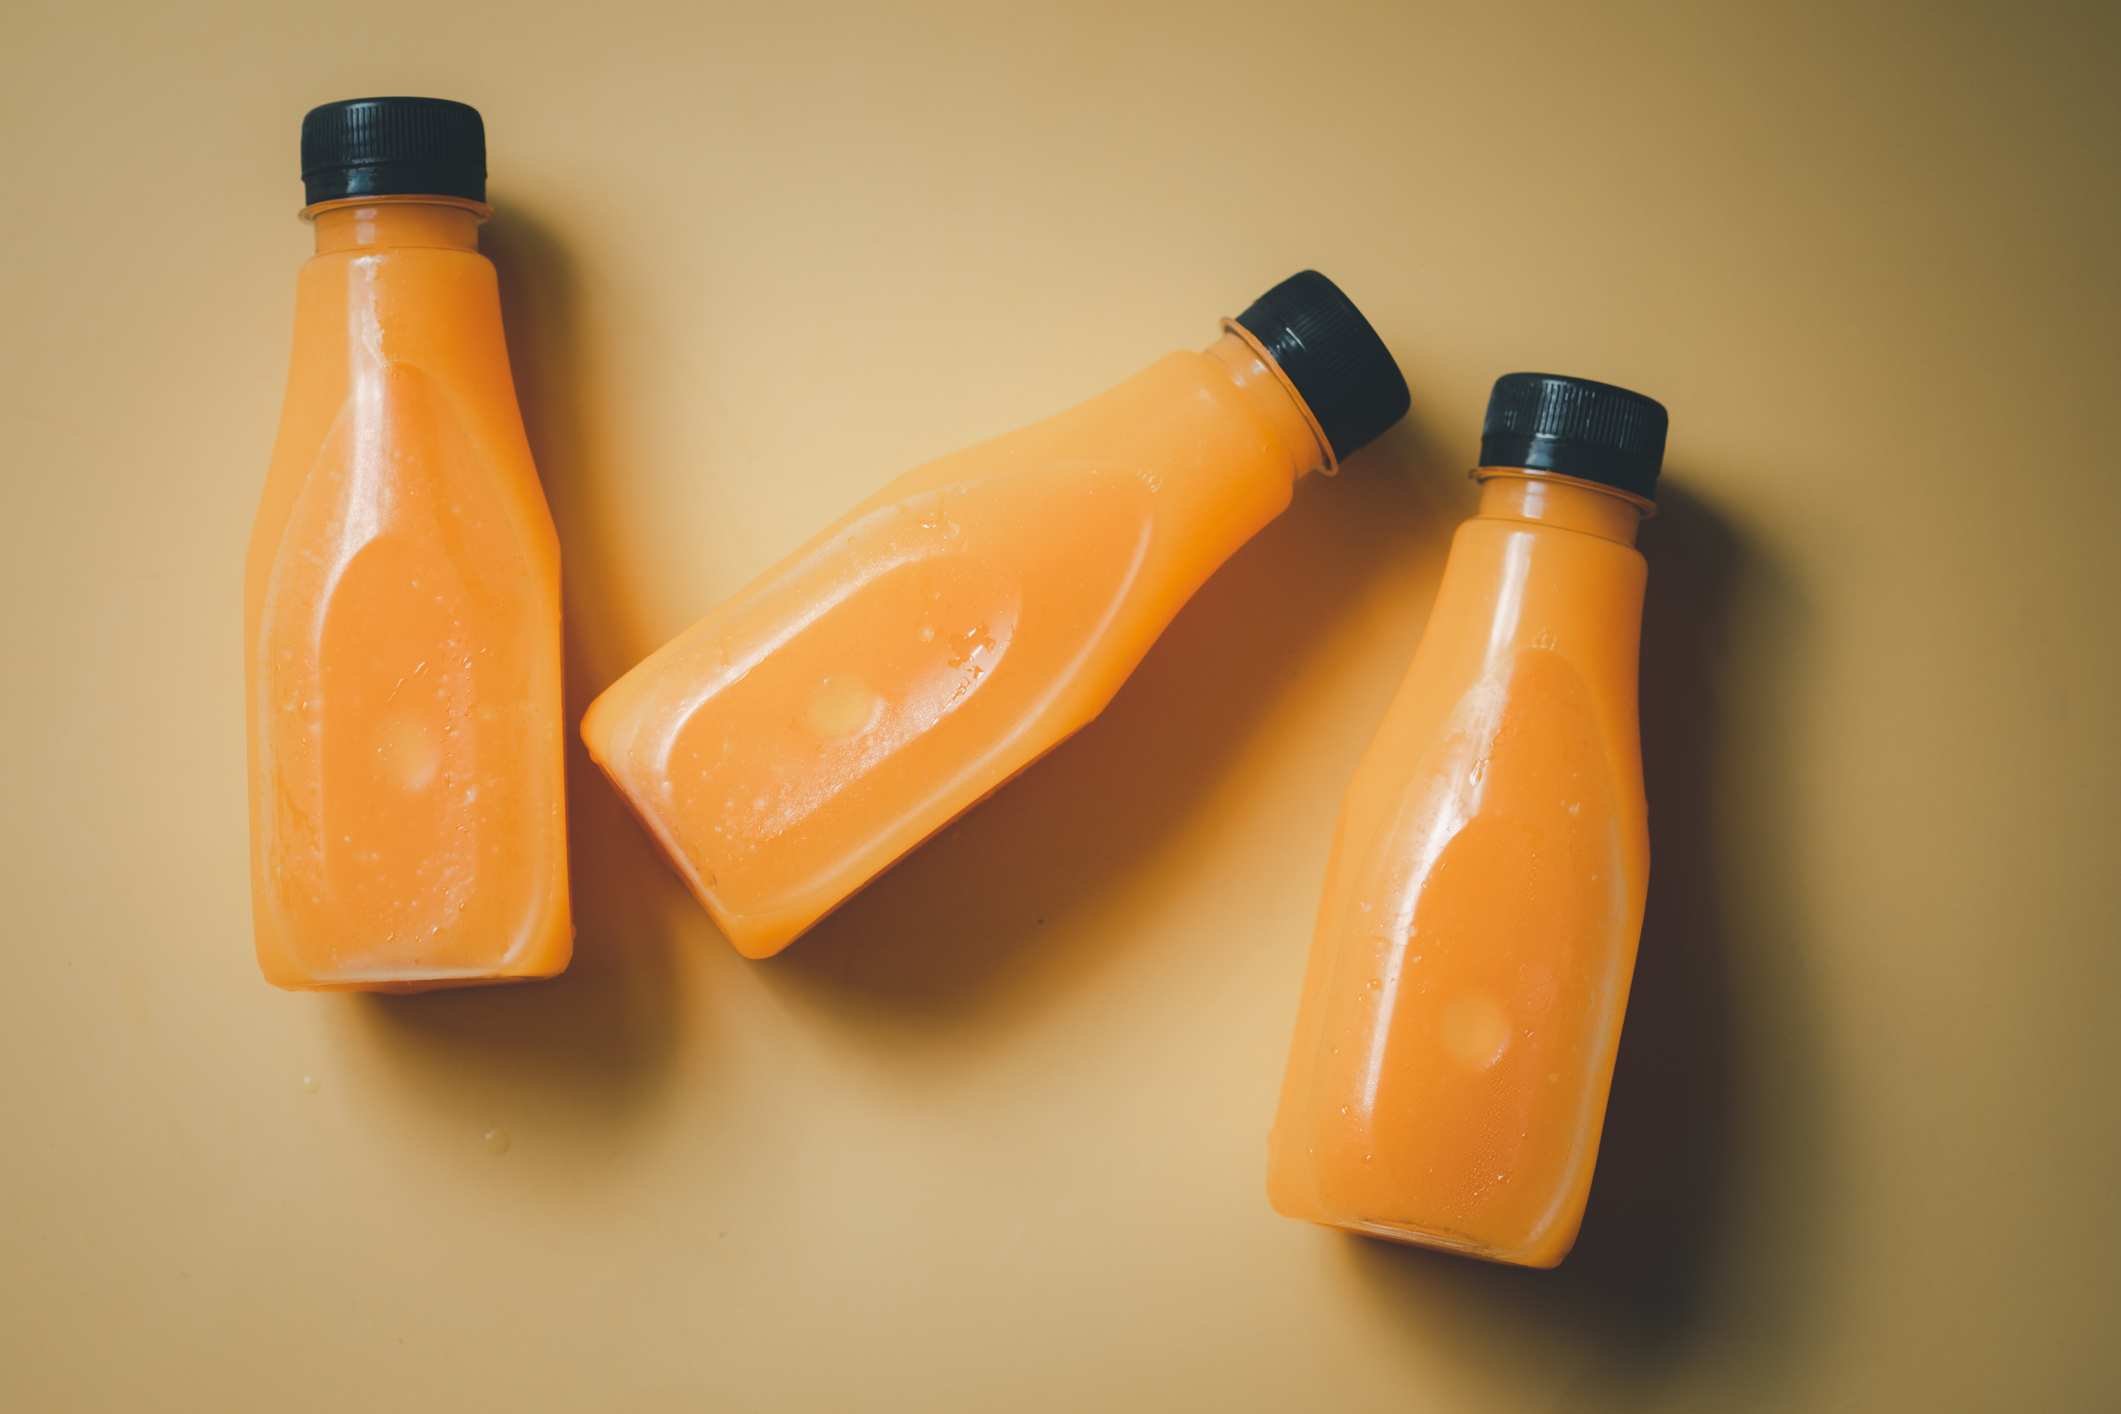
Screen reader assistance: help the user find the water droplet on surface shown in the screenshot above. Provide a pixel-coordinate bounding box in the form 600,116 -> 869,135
301,1075 -> 320,1094
484,1128 -> 510,1155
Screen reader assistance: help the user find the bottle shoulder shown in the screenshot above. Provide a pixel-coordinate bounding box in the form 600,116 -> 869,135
299,242 -> 495,273
906,350 -> 1286,492
250,355 -> 556,623
1349,515 -> 1650,814
1450,510 -> 1647,562
272,243 -> 533,483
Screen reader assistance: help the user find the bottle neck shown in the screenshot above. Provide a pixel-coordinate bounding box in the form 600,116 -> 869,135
1474,469 -> 1648,546
1204,328 -> 1334,481
309,196 -> 485,255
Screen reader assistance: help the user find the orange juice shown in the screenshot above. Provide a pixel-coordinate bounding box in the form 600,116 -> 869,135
584,272 -> 1409,958
245,98 -> 570,991
1267,373 -> 1668,1266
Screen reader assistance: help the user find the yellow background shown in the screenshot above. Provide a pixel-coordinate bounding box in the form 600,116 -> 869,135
4,1 -> 2116,1408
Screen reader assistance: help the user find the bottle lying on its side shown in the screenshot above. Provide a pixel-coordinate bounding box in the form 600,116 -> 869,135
583,271 -> 1410,958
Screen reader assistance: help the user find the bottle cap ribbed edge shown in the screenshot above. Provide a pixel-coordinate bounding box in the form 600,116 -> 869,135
1234,271 -> 1410,462
300,97 -> 486,206
1479,373 -> 1668,500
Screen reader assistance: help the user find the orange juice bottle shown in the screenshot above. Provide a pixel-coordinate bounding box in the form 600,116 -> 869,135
244,98 -> 571,992
1267,373 -> 1668,1266
583,272 -> 1409,958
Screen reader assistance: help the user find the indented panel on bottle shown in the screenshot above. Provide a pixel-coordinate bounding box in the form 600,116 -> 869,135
644,463 -> 1156,916
1314,646 -> 1628,1241
256,362 -> 550,981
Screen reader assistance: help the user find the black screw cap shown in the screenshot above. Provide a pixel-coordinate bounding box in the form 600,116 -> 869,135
1234,271 -> 1410,462
301,97 -> 486,206
1479,373 -> 1668,500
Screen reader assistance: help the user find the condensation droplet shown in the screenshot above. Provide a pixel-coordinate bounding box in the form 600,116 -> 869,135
301,1074 -> 320,1094
484,1127 -> 511,1155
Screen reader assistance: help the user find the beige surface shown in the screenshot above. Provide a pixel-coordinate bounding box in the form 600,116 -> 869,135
3,1 -> 2116,1409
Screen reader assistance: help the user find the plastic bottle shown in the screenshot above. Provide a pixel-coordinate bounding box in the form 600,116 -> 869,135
245,98 -> 571,991
1266,373 -> 1668,1266
582,273 -> 1409,958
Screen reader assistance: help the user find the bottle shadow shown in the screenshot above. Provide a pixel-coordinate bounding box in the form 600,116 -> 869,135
347,200 -> 691,1147
762,409 -> 1471,1044
1340,480 -> 1833,1406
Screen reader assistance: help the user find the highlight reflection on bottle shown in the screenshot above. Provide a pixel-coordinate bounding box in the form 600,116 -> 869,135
1268,374 -> 1668,1267
584,273 -> 1411,958
244,98 -> 571,991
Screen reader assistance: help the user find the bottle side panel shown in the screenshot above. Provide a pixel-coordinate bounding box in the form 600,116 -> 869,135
1269,517 -> 1649,1264
585,353 -> 1300,957
248,247 -> 568,990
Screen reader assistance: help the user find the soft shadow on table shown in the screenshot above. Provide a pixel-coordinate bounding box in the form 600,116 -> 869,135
1343,480 -> 1832,1407
352,202 -> 689,1142
765,410 -> 1468,1041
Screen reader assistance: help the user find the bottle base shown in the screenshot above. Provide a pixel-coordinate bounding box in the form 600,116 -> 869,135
255,926 -> 575,994
263,968 -> 566,996
1309,1214 -> 1566,1269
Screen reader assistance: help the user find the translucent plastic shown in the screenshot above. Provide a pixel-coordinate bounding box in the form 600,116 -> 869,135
1267,472 -> 1651,1266
583,329 -> 1333,958
244,198 -> 571,992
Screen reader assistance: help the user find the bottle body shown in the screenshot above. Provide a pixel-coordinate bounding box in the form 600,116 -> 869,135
1267,473 -> 1650,1266
245,200 -> 571,991
583,331 -> 1329,958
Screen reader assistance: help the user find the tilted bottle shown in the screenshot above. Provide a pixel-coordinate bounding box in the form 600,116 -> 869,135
245,98 -> 571,991
1267,373 -> 1668,1266
583,272 -> 1410,958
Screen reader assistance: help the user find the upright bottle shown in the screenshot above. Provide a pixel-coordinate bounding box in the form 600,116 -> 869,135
245,98 -> 571,991
1267,374 -> 1667,1266
583,273 -> 1410,958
